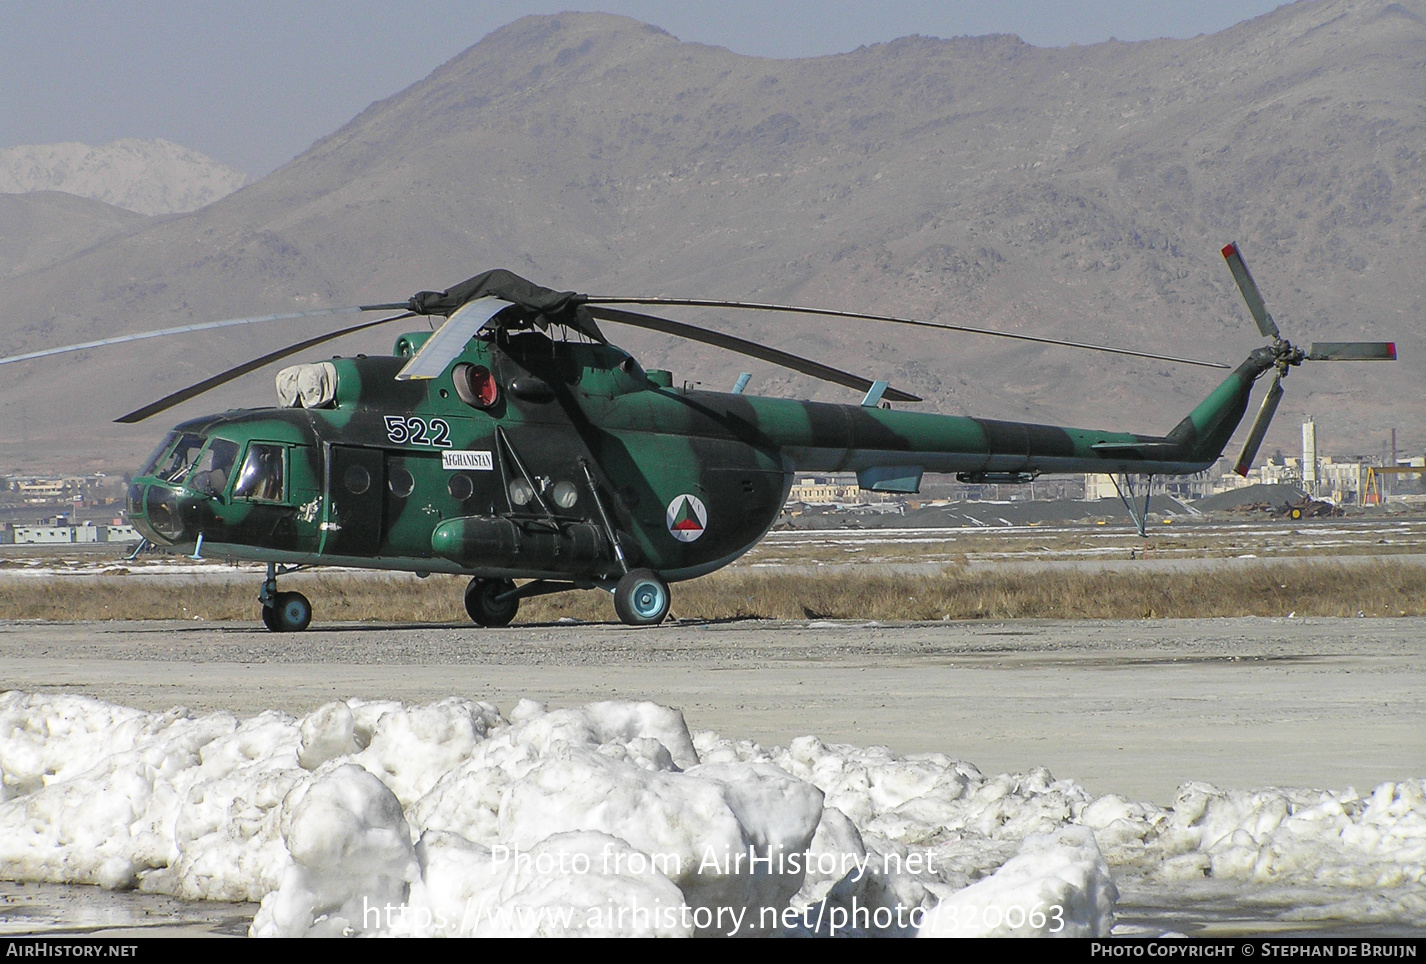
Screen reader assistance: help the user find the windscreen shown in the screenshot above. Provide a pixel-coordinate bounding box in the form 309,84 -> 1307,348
188,438 -> 241,494
141,433 -> 206,484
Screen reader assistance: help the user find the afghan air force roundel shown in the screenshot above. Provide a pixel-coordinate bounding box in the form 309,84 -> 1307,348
665,494 -> 708,542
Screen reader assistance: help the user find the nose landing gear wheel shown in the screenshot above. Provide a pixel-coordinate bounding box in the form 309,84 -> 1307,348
465,577 -> 519,627
614,569 -> 670,626
262,591 -> 312,632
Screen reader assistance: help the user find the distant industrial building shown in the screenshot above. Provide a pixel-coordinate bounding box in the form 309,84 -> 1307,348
788,477 -> 870,504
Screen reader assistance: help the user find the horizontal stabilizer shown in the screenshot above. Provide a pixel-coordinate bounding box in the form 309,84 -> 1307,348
856,466 -> 923,493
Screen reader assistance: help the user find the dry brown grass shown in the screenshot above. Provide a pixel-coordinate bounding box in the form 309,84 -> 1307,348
4,560 -> 1424,623
670,563 -> 1426,620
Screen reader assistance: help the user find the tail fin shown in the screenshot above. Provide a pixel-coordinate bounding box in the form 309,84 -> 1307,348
1164,347 -> 1278,466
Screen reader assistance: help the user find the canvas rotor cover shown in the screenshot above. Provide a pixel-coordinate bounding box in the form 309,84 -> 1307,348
275,361 -> 337,408
404,268 -> 605,342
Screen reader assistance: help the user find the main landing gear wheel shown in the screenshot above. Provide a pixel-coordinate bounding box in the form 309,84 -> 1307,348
262,591 -> 312,633
614,569 -> 670,626
465,577 -> 519,627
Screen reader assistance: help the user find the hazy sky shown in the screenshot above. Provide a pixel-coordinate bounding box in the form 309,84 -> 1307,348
2,1 -> 1289,176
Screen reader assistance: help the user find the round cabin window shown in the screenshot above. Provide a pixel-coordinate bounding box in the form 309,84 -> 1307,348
552,480 -> 578,508
344,464 -> 370,494
388,467 -> 415,498
508,478 -> 534,506
448,473 -> 474,501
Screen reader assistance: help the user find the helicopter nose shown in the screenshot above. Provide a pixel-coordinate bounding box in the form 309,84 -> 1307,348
131,482 -> 190,544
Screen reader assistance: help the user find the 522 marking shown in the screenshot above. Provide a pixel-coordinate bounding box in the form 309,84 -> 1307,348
384,415 -> 453,448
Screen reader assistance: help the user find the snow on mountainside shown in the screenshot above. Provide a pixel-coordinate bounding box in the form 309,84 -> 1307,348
0,138 -> 251,215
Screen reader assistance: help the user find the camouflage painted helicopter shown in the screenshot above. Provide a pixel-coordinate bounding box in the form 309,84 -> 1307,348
2,244 -> 1394,629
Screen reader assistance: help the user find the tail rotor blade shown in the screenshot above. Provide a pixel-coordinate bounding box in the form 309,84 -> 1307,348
1306,341 -> 1397,361
1221,242 -> 1280,340
1233,376 -> 1284,477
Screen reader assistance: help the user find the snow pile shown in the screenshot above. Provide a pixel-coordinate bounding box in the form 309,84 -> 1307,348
918,827 -> 1116,937
3,690 -> 1423,937
251,764 -> 418,937
1084,781 -> 1426,890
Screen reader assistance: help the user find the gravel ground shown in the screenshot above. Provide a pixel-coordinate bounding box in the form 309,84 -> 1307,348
3,614 -> 1421,805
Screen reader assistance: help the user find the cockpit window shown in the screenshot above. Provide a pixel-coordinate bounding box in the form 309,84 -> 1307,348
232,443 -> 287,502
145,433 -> 206,484
188,438 -> 240,495
138,433 -> 180,479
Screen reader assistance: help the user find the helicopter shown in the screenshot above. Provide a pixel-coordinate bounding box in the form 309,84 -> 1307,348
1,243 -> 1394,629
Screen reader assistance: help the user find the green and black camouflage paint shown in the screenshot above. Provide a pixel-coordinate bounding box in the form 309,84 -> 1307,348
127,329 -> 1275,587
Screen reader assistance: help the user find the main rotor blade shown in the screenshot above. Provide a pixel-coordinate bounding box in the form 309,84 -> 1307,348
1220,242 -> 1280,340
586,306 -> 922,402
1305,341 -> 1397,361
114,311 -> 414,424
584,297 -> 1231,370
0,306 -> 408,368
396,297 -> 513,380
1233,375 -> 1284,477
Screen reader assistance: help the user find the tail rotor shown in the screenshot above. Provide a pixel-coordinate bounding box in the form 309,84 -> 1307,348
1232,374 -> 1284,476
1221,242 -> 1396,476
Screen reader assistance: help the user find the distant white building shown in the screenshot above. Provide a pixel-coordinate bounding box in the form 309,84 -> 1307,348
0,524 -> 141,544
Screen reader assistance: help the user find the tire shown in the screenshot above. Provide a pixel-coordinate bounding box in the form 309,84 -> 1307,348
261,604 -> 280,632
272,591 -> 312,632
614,569 -> 670,626
465,577 -> 519,627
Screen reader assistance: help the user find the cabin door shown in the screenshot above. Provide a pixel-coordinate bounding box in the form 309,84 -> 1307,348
321,445 -> 385,556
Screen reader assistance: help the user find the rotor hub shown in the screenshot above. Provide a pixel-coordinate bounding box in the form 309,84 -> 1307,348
1270,338 -> 1305,378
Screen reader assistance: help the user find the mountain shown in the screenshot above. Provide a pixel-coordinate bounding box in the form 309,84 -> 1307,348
0,139 -> 251,216
0,1 -> 1421,473
0,192 -> 145,278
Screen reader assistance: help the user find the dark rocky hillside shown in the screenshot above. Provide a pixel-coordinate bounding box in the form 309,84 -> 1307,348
1,1 -> 1420,471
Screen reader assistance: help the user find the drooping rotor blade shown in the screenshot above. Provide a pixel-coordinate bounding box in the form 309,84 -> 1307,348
0,306 -> 413,368
586,306 -> 922,402
396,297 -> 514,380
1305,342 -> 1398,361
1220,242 -> 1280,340
1233,375 -> 1285,477
585,296 -> 1230,370
114,312 -> 414,424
